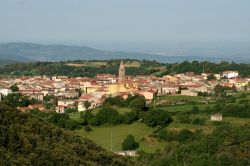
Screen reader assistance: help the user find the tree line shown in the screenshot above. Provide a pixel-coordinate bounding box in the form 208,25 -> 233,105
1,59 -> 250,77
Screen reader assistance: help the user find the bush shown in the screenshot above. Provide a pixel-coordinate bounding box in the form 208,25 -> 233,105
123,111 -> 138,124
144,109 -> 172,127
88,117 -> 101,126
177,114 -> 192,124
177,129 -> 193,142
122,135 -> 139,150
158,130 -> 177,141
84,125 -> 92,132
129,97 -> 146,110
109,114 -> 123,125
192,106 -> 199,113
104,96 -> 125,107
64,119 -> 81,130
65,108 -> 78,114
192,118 -> 206,125
158,130 -> 167,140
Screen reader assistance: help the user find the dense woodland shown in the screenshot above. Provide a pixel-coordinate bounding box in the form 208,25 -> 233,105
138,122 -> 250,166
0,104 -> 132,166
1,59 -> 250,77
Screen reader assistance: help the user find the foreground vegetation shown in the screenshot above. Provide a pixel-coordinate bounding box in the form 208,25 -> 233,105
0,104 -> 132,165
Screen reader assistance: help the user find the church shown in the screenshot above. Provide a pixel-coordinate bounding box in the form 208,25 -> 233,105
108,60 -> 138,95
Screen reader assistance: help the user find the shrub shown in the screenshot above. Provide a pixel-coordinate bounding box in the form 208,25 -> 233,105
122,135 -> 139,150
144,109 -> 172,127
158,130 -> 167,140
177,114 -> 192,124
192,117 -> 206,125
84,125 -> 92,132
123,111 -> 138,124
177,129 -> 193,142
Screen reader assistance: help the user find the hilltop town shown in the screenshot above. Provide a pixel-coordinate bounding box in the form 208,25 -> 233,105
0,60 -> 249,114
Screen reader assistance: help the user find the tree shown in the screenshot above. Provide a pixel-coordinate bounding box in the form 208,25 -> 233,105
129,97 -> 146,110
122,135 -> 139,150
207,74 -> 216,80
82,110 -> 94,125
123,111 -> 138,124
84,125 -> 92,132
10,84 -> 19,92
177,129 -> 193,142
104,96 -> 125,107
19,96 -> 30,107
65,108 -> 77,114
94,107 -> 121,125
84,101 -> 91,110
192,105 -> 199,113
124,95 -> 145,110
214,84 -> 225,97
144,109 -> 172,127
3,93 -> 21,107
0,103 -> 130,165
76,88 -> 82,97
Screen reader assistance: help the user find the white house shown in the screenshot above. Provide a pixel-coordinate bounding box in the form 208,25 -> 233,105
222,71 -> 239,79
160,85 -> 179,94
211,114 -> 222,121
0,88 -> 12,96
114,150 -> 138,157
181,90 -> 198,96
58,100 -> 75,107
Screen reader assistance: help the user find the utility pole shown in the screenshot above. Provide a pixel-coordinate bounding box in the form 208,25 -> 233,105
110,130 -> 113,152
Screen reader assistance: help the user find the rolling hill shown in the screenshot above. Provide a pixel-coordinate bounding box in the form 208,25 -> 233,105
0,43 -> 250,63
0,104 -> 132,165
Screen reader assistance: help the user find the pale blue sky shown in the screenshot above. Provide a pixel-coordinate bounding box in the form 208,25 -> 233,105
0,0 -> 250,48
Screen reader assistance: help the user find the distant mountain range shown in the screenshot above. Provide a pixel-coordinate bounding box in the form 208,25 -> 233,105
0,43 -> 249,65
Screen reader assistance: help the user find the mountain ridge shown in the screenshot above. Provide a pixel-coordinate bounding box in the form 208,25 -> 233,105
0,42 -> 249,63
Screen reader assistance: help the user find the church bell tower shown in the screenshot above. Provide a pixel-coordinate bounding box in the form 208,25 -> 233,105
118,60 -> 125,82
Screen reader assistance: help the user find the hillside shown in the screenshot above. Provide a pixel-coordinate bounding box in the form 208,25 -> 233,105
0,59 -> 166,77
0,43 -> 250,63
1,59 -> 250,77
0,59 -> 18,68
0,104 -> 132,166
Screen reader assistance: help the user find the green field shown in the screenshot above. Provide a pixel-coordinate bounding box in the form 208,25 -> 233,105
71,94 -> 250,153
157,103 -> 214,112
158,95 -> 206,102
74,122 -> 165,153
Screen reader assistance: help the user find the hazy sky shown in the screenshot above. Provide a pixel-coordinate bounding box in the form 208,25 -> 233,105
0,0 -> 250,46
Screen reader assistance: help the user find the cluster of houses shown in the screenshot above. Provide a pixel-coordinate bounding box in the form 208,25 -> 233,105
0,61 -> 249,114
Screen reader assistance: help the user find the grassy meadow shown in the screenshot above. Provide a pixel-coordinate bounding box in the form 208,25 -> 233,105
69,93 -> 250,153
